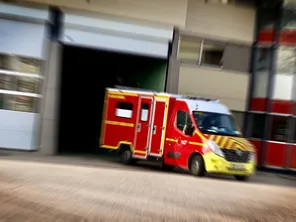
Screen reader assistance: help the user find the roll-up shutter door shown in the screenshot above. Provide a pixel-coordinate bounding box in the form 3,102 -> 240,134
62,12 -> 173,58
0,3 -> 48,150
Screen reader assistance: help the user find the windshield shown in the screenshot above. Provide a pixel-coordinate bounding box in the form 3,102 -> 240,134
192,111 -> 241,136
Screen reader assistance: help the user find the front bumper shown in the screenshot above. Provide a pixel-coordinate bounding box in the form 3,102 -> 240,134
203,152 -> 255,176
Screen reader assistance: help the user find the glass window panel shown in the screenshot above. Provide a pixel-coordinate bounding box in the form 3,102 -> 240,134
0,54 -> 9,70
281,3 -> 296,29
178,38 -> 201,64
292,117 -> 296,142
248,113 -> 266,139
0,54 -> 41,74
281,3 -> 296,45
269,115 -> 289,142
0,93 -> 36,113
273,47 -> 295,100
201,42 -> 224,67
18,57 -> 40,74
257,3 -> 278,44
0,94 -> 16,111
253,47 -> 272,99
14,95 -> 35,112
205,0 -> 250,5
176,110 -> 193,136
234,0 -> 255,7
0,55 -> 3,69
116,102 -> 133,118
0,94 -> 2,109
17,77 -> 38,93
231,111 -> 244,130
0,74 -> 6,90
255,47 -> 271,72
276,47 -> 296,74
4,75 -> 18,91
0,54 -> 40,113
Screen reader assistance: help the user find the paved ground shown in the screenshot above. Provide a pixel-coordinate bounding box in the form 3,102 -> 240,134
0,154 -> 296,221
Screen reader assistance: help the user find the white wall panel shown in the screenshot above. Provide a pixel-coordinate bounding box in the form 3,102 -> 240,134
253,71 -> 269,98
185,0 -> 255,43
22,0 -> 187,27
0,110 -> 40,150
178,65 -> 249,111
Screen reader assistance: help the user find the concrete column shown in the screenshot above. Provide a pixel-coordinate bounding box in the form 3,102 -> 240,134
38,6 -> 64,155
166,28 -> 180,94
39,41 -> 62,155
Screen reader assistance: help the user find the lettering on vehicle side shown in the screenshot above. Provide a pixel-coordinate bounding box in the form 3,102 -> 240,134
181,140 -> 187,145
108,95 -> 125,99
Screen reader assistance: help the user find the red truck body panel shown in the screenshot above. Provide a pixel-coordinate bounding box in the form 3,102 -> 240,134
100,88 -> 206,169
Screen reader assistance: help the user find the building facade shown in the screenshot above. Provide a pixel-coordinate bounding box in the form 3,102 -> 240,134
246,0 -> 296,170
1,0 -> 293,171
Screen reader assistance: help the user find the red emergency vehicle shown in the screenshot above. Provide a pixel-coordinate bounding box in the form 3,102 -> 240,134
100,87 -> 256,181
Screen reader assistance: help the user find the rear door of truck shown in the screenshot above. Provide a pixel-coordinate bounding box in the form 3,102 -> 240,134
148,96 -> 169,157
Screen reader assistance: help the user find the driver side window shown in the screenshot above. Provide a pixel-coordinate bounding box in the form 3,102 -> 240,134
176,111 -> 193,136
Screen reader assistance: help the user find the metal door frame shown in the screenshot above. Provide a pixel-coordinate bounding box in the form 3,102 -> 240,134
133,96 -> 154,153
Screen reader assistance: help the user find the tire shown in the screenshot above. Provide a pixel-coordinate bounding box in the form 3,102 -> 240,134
234,175 -> 249,181
120,148 -> 133,165
189,154 -> 205,177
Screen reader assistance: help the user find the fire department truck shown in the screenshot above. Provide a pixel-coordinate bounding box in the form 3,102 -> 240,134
100,87 -> 256,181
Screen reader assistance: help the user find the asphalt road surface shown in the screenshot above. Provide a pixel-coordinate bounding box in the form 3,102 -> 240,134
0,154 -> 296,222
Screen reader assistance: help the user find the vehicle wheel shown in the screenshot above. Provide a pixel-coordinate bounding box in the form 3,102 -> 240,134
234,175 -> 249,181
189,154 -> 205,177
120,148 -> 133,165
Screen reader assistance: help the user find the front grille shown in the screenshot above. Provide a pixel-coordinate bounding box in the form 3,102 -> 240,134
221,149 -> 250,163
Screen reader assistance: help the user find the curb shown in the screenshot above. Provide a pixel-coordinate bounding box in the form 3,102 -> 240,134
256,166 -> 296,180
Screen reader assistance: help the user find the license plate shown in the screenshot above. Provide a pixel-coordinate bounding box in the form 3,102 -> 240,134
229,163 -> 245,171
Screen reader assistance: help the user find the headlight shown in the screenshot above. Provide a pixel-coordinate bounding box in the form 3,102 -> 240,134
207,139 -> 224,158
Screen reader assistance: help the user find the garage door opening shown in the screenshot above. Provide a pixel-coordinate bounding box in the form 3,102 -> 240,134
58,45 -> 168,154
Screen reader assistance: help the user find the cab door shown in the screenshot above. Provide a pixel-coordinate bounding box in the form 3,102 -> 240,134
133,96 -> 153,156
164,101 -> 196,168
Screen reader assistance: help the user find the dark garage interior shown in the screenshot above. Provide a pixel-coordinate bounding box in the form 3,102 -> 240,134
58,45 -> 168,154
